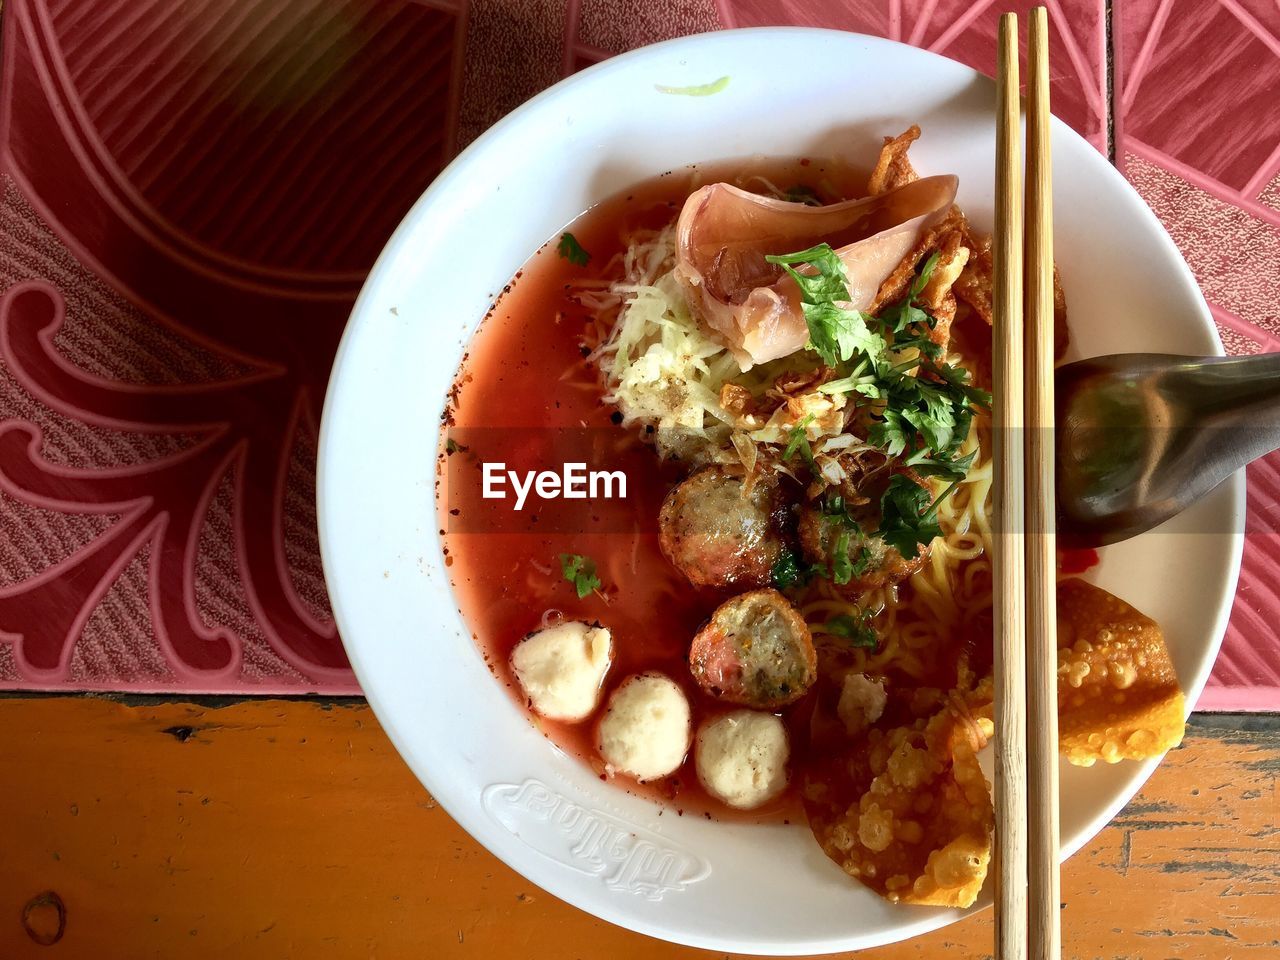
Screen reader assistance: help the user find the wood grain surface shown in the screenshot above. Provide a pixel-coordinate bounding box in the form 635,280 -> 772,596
992,13 -> 1028,958
1024,11 -> 1062,959
0,697 -> 1275,959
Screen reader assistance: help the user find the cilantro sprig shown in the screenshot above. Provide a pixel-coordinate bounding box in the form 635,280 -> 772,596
764,242 -> 991,532
878,251 -> 940,335
820,494 -> 858,526
782,414 -> 817,468
823,611 -> 879,649
830,528 -> 870,585
556,232 -> 591,267
765,246 -> 886,366
770,550 -> 809,590
819,495 -> 872,585
558,553 -> 602,598
878,474 -> 963,559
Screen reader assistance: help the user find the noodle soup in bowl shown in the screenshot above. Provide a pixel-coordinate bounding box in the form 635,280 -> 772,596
318,28 -> 1243,954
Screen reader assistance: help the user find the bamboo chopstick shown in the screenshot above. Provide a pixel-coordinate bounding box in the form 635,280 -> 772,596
992,13 -> 1028,960
1024,8 -> 1061,960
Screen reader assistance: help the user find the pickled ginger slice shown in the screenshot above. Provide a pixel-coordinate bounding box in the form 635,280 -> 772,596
674,174 -> 958,368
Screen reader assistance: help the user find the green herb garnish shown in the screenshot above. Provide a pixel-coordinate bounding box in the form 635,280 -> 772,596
765,245 -> 885,366
766,244 -> 990,490
556,232 -> 591,267
817,496 -> 871,585
771,550 -> 804,590
877,251 -> 940,334
823,612 -> 879,649
831,528 -> 855,585
877,474 -> 962,559
782,414 -> 816,467
772,549 -> 828,591
817,358 -> 884,399
829,526 -> 873,585
782,184 -> 823,206
558,553 -> 602,598
821,494 -> 857,525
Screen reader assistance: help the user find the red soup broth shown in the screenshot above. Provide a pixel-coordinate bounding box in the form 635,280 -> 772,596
438,159 -> 872,822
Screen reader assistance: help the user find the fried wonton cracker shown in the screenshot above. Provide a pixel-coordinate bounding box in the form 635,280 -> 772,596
867,125 -> 1071,357
919,231 -> 970,310
804,702 -> 993,907
868,224 -> 970,355
1056,578 -> 1186,766
870,235 -> 934,313
866,132 -> 972,355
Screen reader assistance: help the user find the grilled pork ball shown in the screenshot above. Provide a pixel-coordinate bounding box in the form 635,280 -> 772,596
798,457 -> 931,593
689,588 -> 816,709
659,466 -> 791,589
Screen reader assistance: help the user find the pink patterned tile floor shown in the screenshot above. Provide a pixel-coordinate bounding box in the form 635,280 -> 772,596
1116,0 -> 1280,708
0,0 -> 1273,707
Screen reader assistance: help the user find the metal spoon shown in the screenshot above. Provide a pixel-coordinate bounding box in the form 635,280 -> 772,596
1056,353 -> 1280,546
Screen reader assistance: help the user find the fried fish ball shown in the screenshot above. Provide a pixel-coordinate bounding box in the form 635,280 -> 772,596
689,589 -> 817,709
659,466 -> 790,589
804,707 -> 993,908
1056,578 -> 1185,766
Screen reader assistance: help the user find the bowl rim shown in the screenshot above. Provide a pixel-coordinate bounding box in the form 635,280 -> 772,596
318,25 -> 1245,954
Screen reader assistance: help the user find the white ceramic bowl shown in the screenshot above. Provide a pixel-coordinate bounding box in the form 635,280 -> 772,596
318,28 -> 1244,955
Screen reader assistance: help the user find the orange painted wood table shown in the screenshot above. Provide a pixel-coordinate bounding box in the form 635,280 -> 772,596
1,696 -> 1277,958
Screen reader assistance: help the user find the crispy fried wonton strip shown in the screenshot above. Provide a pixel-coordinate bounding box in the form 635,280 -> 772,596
953,225 -> 1069,358
919,231 -> 970,352
866,207 -> 961,309
868,125 -> 922,195
920,231 -> 970,310
1056,578 -> 1186,766
868,218 -> 970,356
953,228 -> 994,325
869,126 -> 1071,357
